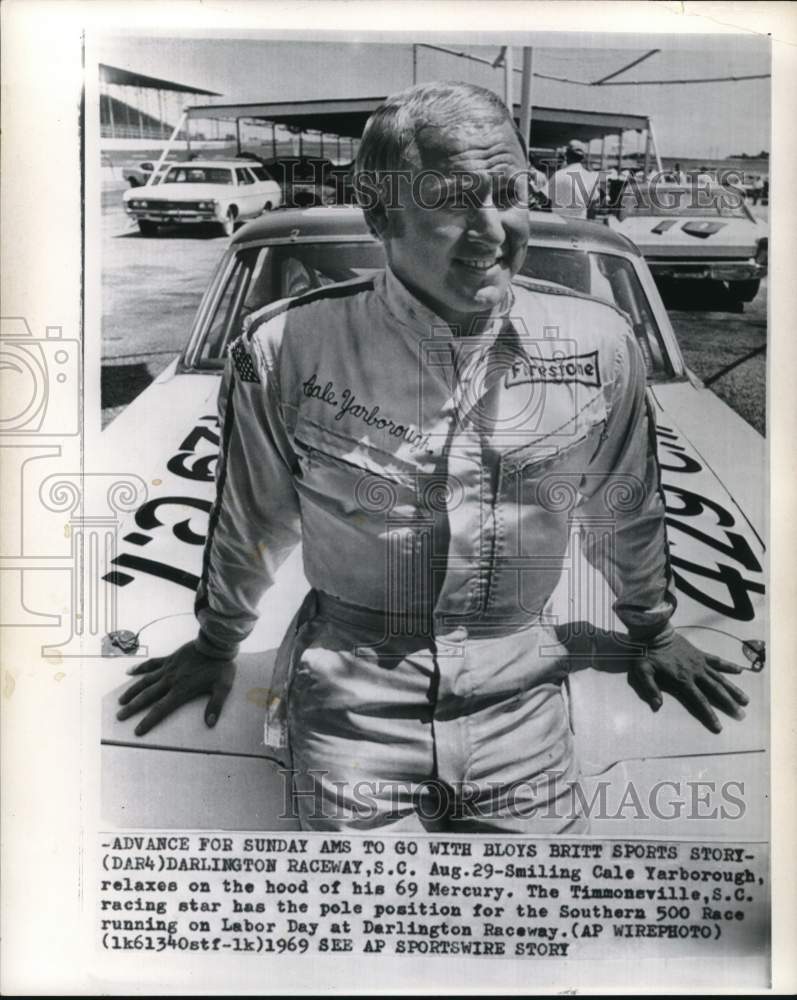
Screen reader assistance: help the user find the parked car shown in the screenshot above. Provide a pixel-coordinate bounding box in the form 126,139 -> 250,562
122,159 -> 282,236
122,159 -> 177,187
99,208 -> 766,833
599,181 -> 768,303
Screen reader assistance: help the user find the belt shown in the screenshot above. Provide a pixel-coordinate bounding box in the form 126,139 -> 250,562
314,590 -> 545,640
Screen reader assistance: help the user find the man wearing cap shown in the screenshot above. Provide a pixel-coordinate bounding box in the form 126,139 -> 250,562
546,139 -> 600,219
117,82 -> 748,833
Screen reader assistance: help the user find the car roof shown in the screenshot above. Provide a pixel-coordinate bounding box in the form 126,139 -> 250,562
232,205 -> 642,256
163,160 -> 255,169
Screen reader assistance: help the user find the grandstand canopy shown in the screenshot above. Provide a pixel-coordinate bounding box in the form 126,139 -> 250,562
184,97 -> 649,146
100,63 -> 220,96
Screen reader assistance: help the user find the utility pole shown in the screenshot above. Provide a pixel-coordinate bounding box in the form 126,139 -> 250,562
519,47 -> 533,152
503,46 -> 514,107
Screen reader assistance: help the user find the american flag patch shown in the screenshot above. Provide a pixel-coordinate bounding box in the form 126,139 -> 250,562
231,338 -> 260,383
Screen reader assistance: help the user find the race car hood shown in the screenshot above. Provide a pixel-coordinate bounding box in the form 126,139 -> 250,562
124,183 -> 233,202
100,370 -> 768,823
609,214 -> 765,258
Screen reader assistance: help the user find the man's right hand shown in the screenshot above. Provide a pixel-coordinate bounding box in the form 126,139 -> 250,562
116,640 -> 236,736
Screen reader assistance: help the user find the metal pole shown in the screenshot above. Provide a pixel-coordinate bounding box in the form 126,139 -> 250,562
320,132 -> 324,159
235,118 -> 242,156
643,130 -> 651,175
412,44 -> 417,85
271,123 -> 277,159
600,135 -> 606,171
519,47 -> 533,149
137,87 -> 144,141
106,86 -> 116,139
504,46 -> 514,108
647,117 -> 663,172
149,110 -> 187,185
617,131 -> 623,172
299,132 -> 304,158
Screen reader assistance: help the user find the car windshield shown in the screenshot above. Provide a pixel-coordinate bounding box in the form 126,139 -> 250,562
619,187 -> 750,219
164,167 -> 234,185
191,240 -> 673,382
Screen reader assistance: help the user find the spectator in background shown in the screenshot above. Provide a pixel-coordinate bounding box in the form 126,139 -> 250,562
545,139 -> 600,219
527,156 -> 549,209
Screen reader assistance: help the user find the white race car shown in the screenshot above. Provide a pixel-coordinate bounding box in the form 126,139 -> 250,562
603,182 -> 768,304
99,208 -> 767,835
122,159 -> 282,237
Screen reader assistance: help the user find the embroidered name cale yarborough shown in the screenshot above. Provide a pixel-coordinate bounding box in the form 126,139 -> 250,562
302,373 -> 431,451
506,350 -> 601,388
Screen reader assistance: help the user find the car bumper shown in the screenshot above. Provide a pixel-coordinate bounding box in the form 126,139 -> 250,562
125,209 -> 221,224
648,260 -> 767,282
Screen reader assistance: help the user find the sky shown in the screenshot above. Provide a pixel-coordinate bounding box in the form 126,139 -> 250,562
95,33 -> 771,159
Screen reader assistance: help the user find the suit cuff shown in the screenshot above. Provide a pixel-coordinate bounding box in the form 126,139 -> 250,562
195,629 -> 239,661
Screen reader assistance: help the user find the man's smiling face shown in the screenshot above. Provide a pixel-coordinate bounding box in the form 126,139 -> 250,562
377,116 -> 529,332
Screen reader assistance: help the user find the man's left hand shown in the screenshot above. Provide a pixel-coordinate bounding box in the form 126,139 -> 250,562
627,632 -> 749,733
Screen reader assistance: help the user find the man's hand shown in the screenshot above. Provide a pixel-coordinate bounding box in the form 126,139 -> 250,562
627,632 -> 749,733
116,640 -> 236,736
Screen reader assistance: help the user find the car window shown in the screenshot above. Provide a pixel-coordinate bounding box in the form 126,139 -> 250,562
248,166 -> 269,182
194,242 -> 384,367
164,167 -> 234,185
199,256 -> 256,364
236,168 -> 255,186
192,240 -> 672,380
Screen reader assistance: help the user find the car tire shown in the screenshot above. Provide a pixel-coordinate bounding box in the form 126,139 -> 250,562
728,279 -> 760,303
138,221 -> 158,236
220,208 -> 237,237
263,201 -> 272,212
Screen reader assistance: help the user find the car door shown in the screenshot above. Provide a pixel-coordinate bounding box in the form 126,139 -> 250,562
234,166 -> 261,218
246,165 -> 280,210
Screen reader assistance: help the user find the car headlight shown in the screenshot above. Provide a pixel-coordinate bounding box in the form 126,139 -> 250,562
755,237 -> 768,267
197,200 -> 217,210
129,200 -> 148,209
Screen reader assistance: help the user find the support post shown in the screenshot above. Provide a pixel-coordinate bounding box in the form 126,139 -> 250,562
504,46 -> 514,108
519,47 -> 533,150
647,117 -> 663,172
148,111 -> 187,185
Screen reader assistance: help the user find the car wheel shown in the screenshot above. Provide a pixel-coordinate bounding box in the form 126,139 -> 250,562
263,201 -> 272,212
220,208 -> 237,237
138,220 -> 158,236
728,279 -> 760,303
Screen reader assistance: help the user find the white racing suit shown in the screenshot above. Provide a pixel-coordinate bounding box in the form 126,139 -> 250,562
195,266 -> 676,832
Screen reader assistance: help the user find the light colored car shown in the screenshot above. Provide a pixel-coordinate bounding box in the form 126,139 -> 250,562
122,159 -> 282,237
123,159 -> 175,188
603,182 -> 768,303
99,208 -> 767,834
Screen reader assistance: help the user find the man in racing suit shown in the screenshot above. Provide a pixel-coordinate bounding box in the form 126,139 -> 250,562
118,82 -> 748,832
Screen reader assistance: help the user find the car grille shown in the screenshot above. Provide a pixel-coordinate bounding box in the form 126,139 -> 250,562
139,201 -> 206,211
